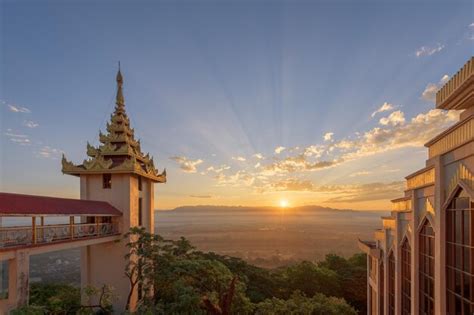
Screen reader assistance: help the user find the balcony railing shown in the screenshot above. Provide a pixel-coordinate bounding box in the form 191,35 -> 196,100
406,167 -> 435,190
426,117 -> 473,159
436,57 -> 473,109
0,223 -> 119,249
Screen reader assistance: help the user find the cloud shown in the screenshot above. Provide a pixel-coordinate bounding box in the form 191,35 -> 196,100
196,107 -> 459,198
324,181 -> 404,203
206,165 -> 230,174
170,156 -> 204,173
23,120 -> 39,128
421,75 -> 450,102
304,145 -> 324,157
216,170 -> 255,187
7,104 -> 31,113
261,155 -> 341,175
274,146 -> 286,154
256,177 -> 404,202
10,138 -> 31,145
349,171 -> 372,177
343,109 -> 459,160
415,43 -> 444,57
267,178 -> 315,192
323,132 -> 334,142
37,146 -> 62,159
4,130 -> 31,146
189,195 -> 212,199
232,156 -> 246,162
253,153 -> 264,159
379,110 -> 405,126
371,102 -> 394,118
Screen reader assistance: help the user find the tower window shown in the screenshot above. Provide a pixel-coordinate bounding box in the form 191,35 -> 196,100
103,174 -> 112,189
388,251 -> 395,315
379,256 -> 384,315
138,197 -> 143,226
138,176 -> 142,191
401,238 -> 411,315
419,219 -> 435,315
446,190 -> 473,314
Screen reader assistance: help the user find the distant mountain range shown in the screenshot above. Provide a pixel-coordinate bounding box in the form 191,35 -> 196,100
157,205 -> 387,213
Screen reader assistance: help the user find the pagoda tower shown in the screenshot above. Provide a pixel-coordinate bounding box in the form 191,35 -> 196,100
62,66 -> 166,311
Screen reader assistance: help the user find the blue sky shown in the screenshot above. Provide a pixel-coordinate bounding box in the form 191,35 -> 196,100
0,1 -> 472,209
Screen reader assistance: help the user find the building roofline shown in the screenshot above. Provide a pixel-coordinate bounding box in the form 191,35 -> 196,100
405,165 -> 435,180
424,114 -> 473,147
0,192 -> 123,216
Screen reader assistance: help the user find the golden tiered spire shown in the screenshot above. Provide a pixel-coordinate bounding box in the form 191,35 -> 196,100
62,66 -> 166,183
115,62 -> 125,109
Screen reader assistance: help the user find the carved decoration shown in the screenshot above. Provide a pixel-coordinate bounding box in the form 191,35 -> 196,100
114,156 -> 136,171
426,198 -> 435,215
447,163 -> 474,198
83,155 -> 113,170
86,142 -> 98,157
99,142 -> 117,154
62,154 -> 83,172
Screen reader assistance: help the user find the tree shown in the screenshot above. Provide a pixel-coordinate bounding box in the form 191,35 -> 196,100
283,261 -> 342,298
255,291 -> 357,315
124,229 -> 253,314
318,253 -> 367,313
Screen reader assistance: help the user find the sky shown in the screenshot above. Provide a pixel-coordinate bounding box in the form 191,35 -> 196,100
0,0 -> 472,210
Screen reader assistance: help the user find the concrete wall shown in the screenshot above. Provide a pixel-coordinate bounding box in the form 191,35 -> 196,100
80,173 -> 154,312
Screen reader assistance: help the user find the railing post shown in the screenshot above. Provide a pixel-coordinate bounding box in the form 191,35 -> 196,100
96,217 -> 100,236
32,216 -> 36,244
40,216 -> 44,241
70,216 -> 74,239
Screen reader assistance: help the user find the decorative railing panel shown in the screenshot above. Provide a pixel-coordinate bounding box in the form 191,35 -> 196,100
383,218 -> 395,230
436,57 -> 473,107
427,118 -> 473,159
406,168 -> 435,190
0,223 -> 118,249
392,199 -> 412,211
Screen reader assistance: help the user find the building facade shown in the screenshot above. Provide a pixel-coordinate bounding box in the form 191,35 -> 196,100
359,57 -> 474,315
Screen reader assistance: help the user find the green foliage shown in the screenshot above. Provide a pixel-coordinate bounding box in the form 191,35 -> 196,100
29,283 -> 80,314
126,229 -> 360,314
283,261 -> 342,298
14,230 -> 365,314
11,305 -> 46,315
12,283 -> 115,315
318,253 -> 367,313
254,291 -> 358,315
125,228 -> 254,314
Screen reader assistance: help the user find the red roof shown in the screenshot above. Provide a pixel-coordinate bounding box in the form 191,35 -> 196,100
0,192 -> 123,216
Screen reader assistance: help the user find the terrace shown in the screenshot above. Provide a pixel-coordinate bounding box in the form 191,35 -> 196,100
0,192 -> 122,251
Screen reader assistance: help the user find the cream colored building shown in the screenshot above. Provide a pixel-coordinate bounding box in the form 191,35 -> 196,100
359,56 -> 474,315
0,67 -> 166,313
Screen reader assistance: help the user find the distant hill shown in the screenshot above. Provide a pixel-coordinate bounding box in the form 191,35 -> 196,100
157,205 -> 385,213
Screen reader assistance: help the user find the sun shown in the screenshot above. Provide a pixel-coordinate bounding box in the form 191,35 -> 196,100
279,199 -> 289,208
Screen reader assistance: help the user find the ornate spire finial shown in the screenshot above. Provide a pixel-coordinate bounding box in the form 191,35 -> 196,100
116,62 -> 124,107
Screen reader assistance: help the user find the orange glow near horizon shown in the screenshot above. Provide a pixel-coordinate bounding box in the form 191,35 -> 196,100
279,199 -> 289,208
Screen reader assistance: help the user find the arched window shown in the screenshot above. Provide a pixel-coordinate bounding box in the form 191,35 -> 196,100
401,238 -> 411,315
446,189 -> 473,314
419,219 -> 435,315
388,251 -> 395,315
380,259 -> 384,315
